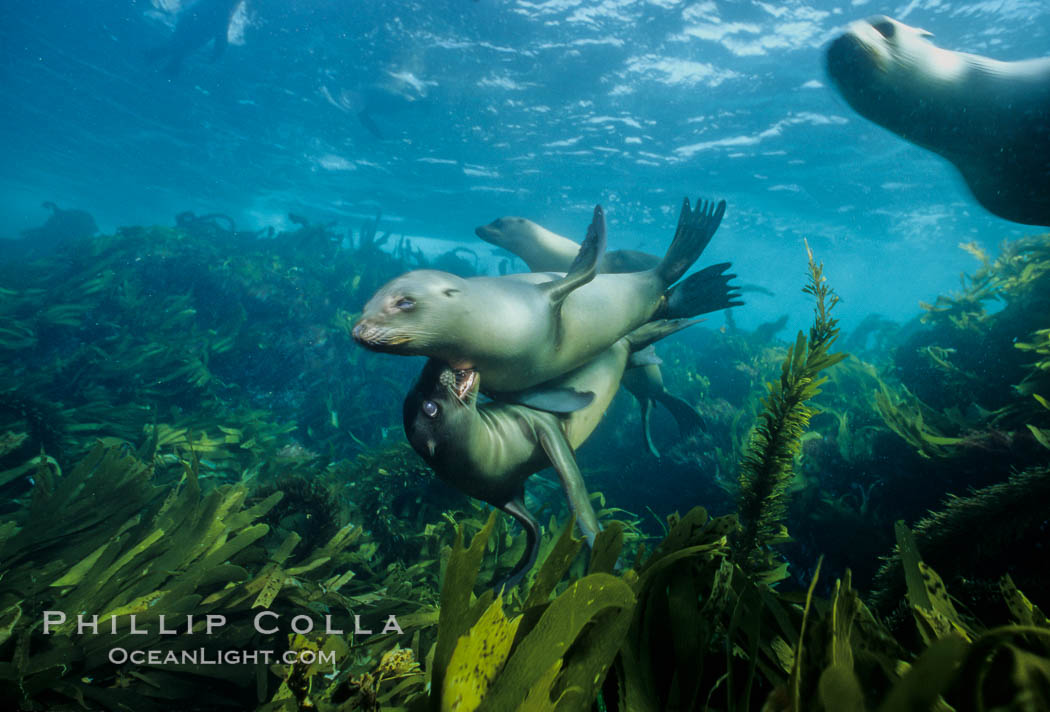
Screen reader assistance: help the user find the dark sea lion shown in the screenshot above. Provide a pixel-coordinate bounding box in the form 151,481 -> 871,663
404,320 -> 695,585
621,361 -> 704,458
354,198 -> 727,393
475,214 -> 723,453
475,216 -> 659,273
825,15 -> 1050,226
147,0 -> 243,76
18,202 -> 98,253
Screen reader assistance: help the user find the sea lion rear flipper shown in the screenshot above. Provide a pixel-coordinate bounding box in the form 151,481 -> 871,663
540,204 -> 606,306
493,386 -> 595,414
664,262 -> 744,319
497,494 -> 540,590
655,390 -> 706,438
655,197 -> 726,285
536,422 -> 600,547
638,397 -> 661,458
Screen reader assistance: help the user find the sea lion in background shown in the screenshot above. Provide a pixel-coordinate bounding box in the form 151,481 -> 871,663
826,15 -> 1050,226
475,214 -> 711,454
354,198 -> 733,394
404,320 -> 696,586
16,202 -> 98,254
475,216 -> 660,273
147,0 -> 243,76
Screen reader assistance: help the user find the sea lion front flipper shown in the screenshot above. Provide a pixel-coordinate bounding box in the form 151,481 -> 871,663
540,204 -> 606,307
535,421 -> 600,547
628,345 -> 663,368
492,386 -> 595,414
497,494 -> 540,590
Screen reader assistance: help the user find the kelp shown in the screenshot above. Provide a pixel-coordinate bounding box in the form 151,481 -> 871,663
871,467 -> 1050,619
873,384 -> 965,459
409,512 -> 635,712
0,443 -> 407,710
735,243 -> 847,583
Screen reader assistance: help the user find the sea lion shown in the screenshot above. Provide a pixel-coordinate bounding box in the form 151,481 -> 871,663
475,216 -> 660,273
825,15 -> 1050,226
475,214 -> 722,454
18,202 -> 98,253
354,198 -> 727,394
621,361 -> 705,458
404,320 -> 695,585
147,0 -> 243,76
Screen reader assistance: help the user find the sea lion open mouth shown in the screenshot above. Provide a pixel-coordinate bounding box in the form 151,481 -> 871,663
439,367 -> 478,402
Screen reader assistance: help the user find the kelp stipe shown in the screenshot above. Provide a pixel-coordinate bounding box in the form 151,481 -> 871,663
734,242 -> 847,583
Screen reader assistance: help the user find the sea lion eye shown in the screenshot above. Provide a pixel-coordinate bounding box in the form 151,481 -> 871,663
443,288 -> 459,297
871,20 -> 895,39
422,400 -> 439,418
396,297 -> 415,310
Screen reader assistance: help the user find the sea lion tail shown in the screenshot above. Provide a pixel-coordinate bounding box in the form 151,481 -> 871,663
541,204 -> 607,305
664,262 -> 743,319
655,197 -> 726,285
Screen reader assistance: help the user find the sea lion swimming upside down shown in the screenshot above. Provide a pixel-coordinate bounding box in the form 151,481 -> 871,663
354,198 -> 728,394
403,320 -> 696,586
475,213 -> 741,455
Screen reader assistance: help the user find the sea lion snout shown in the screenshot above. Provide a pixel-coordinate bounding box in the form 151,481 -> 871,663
351,320 -> 408,348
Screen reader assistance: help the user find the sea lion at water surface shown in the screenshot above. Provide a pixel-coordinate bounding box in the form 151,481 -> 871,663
404,320 -> 696,585
354,198 -> 728,393
147,0 -> 243,76
825,15 -> 1050,226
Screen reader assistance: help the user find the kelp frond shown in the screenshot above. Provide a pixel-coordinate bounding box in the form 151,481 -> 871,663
735,242 -> 846,583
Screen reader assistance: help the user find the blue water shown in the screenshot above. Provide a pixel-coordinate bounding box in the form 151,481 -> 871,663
1,0 -> 1047,331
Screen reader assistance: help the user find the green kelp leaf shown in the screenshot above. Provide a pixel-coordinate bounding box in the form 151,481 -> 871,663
1001,575 -> 1049,627
431,510 -> 499,711
817,663 -> 864,712
479,574 -> 635,712
1026,424 -> 1050,449
516,659 -> 562,712
252,564 -> 287,609
442,596 -> 521,712
0,601 -> 21,647
877,635 -> 967,712
790,558 -> 821,712
586,522 -> 623,576
524,516 -> 582,609
895,521 -> 974,644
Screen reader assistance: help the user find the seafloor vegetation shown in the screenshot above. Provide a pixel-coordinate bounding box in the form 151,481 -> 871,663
1,213 -> 1048,710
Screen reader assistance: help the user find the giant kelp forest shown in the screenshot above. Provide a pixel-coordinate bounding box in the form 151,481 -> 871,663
1,213 -> 1048,711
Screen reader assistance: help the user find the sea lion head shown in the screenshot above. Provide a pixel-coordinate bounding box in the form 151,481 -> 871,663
352,270 -> 469,357
826,16 -> 961,141
403,359 -> 480,462
474,216 -> 533,249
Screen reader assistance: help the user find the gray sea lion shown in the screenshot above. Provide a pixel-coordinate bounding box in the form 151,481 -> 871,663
475,216 -> 660,273
475,214 -> 722,454
825,15 -> 1050,226
147,0 -> 243,76
354,198 -> 727,394
404,320 -> 695,585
